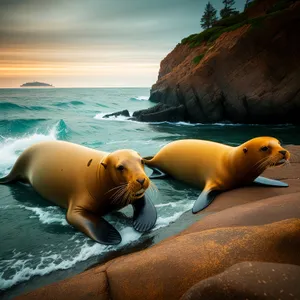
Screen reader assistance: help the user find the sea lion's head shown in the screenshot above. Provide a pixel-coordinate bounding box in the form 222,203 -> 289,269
101,149 -> 150,204
240,137 -> 290,172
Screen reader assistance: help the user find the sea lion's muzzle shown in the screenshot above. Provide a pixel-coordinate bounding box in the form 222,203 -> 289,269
279,150 -> 287,157
135,189 -> 145,197
136,178 -> 146,187
275,149 -> 290,165
275,159 -> 287,166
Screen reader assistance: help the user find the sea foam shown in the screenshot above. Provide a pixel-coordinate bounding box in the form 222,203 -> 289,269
93,112 -> 253,127
0,197 -> 193,290
20,205 -> 68,226
0,121 -> 63,177
0,226 -> 142,290
129,96 -> 149,101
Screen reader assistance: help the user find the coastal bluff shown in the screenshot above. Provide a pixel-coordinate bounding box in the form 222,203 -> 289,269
133,0 -> 300,124
17,145 -> 300,299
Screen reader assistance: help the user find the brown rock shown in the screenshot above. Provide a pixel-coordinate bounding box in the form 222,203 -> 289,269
182,192 -> 300,235
17,219 -> 300,300
16,267 -> 110,300
105,219 -> 300,300
181,262 -> 300,300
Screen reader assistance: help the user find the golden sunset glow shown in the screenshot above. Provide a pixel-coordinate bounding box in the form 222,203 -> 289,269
0,0 -> 244,88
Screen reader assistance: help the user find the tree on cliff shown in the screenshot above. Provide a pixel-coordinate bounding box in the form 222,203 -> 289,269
220,0 -> 239,18
201,2 -> 218,29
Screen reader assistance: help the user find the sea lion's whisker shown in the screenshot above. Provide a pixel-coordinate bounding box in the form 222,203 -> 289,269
111,186 -> 128,204
117,188 -> 129,204
105,183 -> 127,196
110,187 -> 127,202
147,185 -> 154,198
112,186 -> 128,204
112,184 -> 128,198
150,181 -> 158,193
122,189 -> 131,206
251,156 -> 269,171
290,152 -> 299,161
148,182 -> 158,198
246,157 -> 269,177
110,187 -> 124,199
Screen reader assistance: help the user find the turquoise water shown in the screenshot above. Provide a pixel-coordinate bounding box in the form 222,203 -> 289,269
0,88 -> 299,294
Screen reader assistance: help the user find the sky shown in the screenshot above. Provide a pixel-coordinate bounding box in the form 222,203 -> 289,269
0,0 -> 244,88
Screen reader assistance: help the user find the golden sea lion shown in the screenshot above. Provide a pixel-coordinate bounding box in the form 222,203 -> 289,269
144,137 -> 290,213
0,141 -> 157,244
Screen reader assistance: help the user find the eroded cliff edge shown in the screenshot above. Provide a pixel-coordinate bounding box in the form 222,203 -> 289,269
134,0 -> 300,124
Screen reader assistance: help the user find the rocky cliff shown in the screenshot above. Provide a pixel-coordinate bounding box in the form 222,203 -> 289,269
135,0 -> 300,124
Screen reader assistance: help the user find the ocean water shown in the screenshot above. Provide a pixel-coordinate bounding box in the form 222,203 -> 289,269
0,88 -> 299,295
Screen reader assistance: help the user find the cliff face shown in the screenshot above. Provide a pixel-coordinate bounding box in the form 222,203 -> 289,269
141,0 -> 300,124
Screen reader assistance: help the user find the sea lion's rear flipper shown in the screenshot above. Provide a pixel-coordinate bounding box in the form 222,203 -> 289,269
253,176 -> 289,187
0,172 -> 18,184
192,189 -> 220,214
149,168 -> 168,179
0,175 -> 12,184
132,194 -> 157,232
67,206 -> 121,245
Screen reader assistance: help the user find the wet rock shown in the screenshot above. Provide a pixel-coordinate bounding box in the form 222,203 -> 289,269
132,104 -> 186,122
103,110 -> 130,118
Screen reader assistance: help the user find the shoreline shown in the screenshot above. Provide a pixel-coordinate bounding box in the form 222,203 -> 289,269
0,208 -> 205,299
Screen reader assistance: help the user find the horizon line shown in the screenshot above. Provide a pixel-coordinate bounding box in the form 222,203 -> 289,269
0,86 -> 151,89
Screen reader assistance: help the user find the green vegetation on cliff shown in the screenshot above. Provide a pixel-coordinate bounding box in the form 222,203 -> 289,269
182,0 -> 295,48
193,54 -> 205,64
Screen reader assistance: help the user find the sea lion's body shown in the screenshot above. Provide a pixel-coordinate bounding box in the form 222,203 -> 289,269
11,142 -> 109,211
0,141 -> 157,244
145,137 -> 290,213
146,140 -> 234,190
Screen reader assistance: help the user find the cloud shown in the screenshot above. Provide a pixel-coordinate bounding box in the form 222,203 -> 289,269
0,0 -> 245,87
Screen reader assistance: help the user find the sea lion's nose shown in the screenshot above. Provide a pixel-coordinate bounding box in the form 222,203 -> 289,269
136,178 -> 145,187
279,150 -> 287,157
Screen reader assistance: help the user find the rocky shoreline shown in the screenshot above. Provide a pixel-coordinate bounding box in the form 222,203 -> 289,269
129,0 -> 300,124
16,145 -> 300,299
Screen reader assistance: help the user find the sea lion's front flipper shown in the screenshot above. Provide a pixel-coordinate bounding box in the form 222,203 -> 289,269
192,189 -> 220,214
67,206 -> 121,245
149,168 -> 168,179
132,194 -> 157,232
253,176 -> 289,187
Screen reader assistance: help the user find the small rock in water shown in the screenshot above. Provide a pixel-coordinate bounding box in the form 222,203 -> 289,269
103,110 -> 130,118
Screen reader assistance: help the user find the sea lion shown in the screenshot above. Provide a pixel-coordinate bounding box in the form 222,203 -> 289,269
144,137 -> 290,213
0,141 -> 157,244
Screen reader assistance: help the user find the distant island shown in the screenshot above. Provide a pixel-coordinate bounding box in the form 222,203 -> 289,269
20,81 -> 53,87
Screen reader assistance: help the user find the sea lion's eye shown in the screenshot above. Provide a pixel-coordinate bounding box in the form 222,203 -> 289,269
117,165 -> 124,171
260,146 -> 269,152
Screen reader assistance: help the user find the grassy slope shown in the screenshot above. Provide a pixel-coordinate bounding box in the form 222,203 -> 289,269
181,0 -> 295,63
